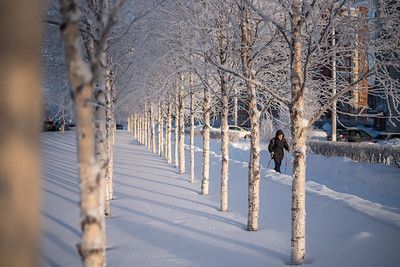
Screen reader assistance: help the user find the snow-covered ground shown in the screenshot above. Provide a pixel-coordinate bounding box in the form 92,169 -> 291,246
228,139 -> 400,209
41,131 -> 400,267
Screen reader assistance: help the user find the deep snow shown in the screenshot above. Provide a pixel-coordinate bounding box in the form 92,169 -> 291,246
41,131 -> 400,267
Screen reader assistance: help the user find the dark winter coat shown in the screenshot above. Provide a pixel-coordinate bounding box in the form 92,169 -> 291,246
268,131 -> 289,161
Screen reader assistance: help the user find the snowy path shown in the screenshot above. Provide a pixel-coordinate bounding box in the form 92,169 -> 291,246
41,131 -> 400,267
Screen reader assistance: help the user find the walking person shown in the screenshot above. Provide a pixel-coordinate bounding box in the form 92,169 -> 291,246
268,130 -> 289,173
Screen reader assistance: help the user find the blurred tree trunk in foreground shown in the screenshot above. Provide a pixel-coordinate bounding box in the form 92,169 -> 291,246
0,0 -> 43,266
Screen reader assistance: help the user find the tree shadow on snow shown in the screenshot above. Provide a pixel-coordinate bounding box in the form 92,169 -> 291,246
109,203 -> 289,265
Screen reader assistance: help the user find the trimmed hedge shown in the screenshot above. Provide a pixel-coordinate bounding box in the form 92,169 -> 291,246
307,141 -> 400,168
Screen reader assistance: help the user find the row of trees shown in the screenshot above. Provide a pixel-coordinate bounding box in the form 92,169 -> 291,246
0,0 -> 164,266
58,0 -> 173,265
123,0 -> 400,265
1,0 -> 398,266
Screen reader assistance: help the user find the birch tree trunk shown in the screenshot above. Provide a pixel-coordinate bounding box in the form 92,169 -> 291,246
132,114 -> 135,135
93,79 -> 107,259
233,93 -> 238,126
138,115 -> 140,143
166,102 -> 172,163
246,83 -> 261,231
246,79 -> 261,231
331,25 -> 337,142
189,76 -> 195,183
178,75 -> 186,174
137,114 -> 139,139
60,1 -> 105,265
174,90 -> 180,168
201,81 -> 211,195
219,16 -> 229,212
131,114 -> 134,137
89,0 -> 110,222
148,106 -> 152,150
128,114 -> 131,134
128,115 -> 131,134
142,115 -> 145,145
160,109 -> 164,157
109,80 -> 115,201
131,114 -> 134,136
220,91 -> 229,212
105,72 -> 113,217
144,103 -> 149,148
111,87 -> 116,146
0,0 -> 42,265
140,115 -> 144,144
240,3 -> 261,231
140,115 -> 142,142
132,114 -> 135,138
290,1 -> 307,264
134,114 -> 138,139
158,103 -> 162,156
138,116 -> 140,143
151,104 -> 156,154
93,84 -> 107,257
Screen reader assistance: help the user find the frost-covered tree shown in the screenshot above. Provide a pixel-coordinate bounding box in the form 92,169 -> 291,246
58,0 -> 131,264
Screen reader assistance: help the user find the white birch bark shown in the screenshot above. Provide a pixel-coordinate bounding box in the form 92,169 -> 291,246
141,115 -> 144,144
166,102 -> 172,163
111,120 -> 115,144
140,115 -> 144,144
137,115 -> 140,141
178,75 -> 186,174
158,103 -> 162,156
219,16 -> 229,212
142,115 -> 145,145
151,104 -> 156,154
331,25 -> 337,142
136,114 -> 139,139
128,115 -> 131,134
105,73 -> 113,217
144,103 -> 149,148
110,78 -> 115,200
290,1 -> 307,264
174,92 -> 179,168
60,1 -> 105,265
246,83 -> 261,231
148,106 -> 152,150
132,114 -> 136,138
88,2 -> 108,221
0,0 -> 42,265
135,114 -> 138,140
220,91 -> 229,212
160,108 -> 164,157
133,114 -> 135,135
189,77 -> 195,183
133,114 -> 135,138
240,3 -> 261,231
138,115 -> 141,143
233,92 -> 238,126
201,81 -> 211,195
131,114 -> 134,135
94,84 -> 107,250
